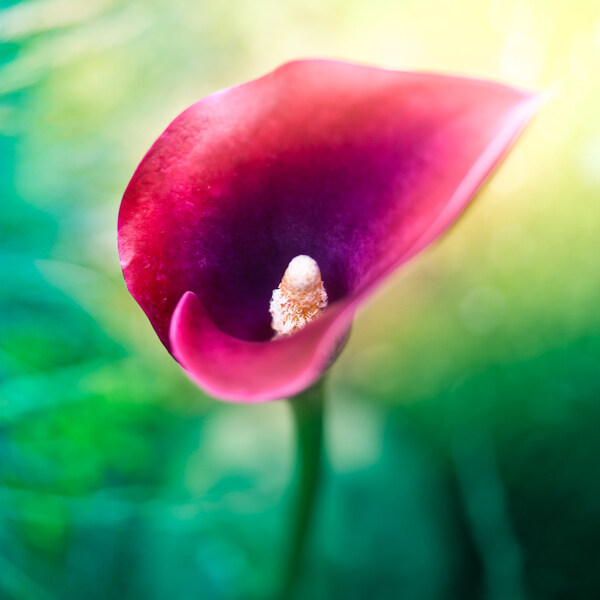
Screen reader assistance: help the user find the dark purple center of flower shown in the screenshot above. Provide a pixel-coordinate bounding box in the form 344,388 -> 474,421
182,134 -> 418,342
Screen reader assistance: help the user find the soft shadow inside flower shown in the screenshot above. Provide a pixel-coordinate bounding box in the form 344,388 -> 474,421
171,133 -> 435,343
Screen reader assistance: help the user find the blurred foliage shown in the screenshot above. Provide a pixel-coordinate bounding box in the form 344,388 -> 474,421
1,0 -> 599,598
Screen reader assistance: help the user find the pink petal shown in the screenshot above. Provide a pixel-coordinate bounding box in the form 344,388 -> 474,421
118,60 -> 540,402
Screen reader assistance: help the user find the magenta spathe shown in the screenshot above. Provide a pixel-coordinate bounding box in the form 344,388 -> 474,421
118,59 -> 539,402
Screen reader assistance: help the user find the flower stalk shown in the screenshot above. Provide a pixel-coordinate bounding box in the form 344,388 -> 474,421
281,376 -> 327,598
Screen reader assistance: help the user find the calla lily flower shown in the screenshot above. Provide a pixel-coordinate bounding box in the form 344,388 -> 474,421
118,59 -> 539,402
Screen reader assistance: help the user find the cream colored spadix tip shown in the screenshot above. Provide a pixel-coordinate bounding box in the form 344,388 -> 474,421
270,255 -> 328,338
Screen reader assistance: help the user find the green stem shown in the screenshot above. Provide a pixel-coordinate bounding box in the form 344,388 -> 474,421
281,377 -> 327,599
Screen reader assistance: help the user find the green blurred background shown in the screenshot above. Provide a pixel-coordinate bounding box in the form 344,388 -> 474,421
1,0 -> 599,598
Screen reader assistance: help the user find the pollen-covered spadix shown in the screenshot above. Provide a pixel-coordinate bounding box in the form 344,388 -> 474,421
270,255 -> 328,338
